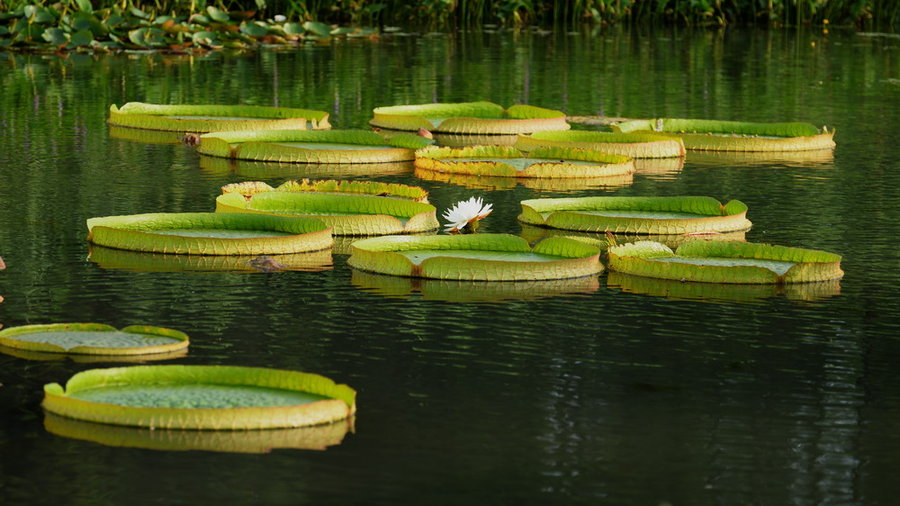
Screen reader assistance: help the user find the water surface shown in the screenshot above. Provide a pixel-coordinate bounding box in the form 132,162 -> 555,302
1,27 -> 899,505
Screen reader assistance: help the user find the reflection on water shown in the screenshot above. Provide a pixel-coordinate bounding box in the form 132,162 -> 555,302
351,269 -> 599,302
108,125 -> 186,145
199,155 -> 415,179
44,413 -> 352,453
518,223 -> 747,250
606,271 -> 841,303
0,344 -> 189,363
685,148 -> 835,168
632,157 -> 685,179
88,245 -> 333,272
414,167 -> 634,192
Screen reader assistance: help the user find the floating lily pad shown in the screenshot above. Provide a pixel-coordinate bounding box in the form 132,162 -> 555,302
199,155 -> 416,179
352,269 -> 599,302
685,149 -> 835,167
414,145 -> 634,179
606,271 -> 842,303
0,323 -> 188,356
607,240 -> 844,284
348,234 -> 602,281
519,196 -> 752,234
221,179 -> 429,202
43,365 -> 357,429
88,245 -> 332,272
516,130 -> 685,159
216,192 -> 439,235
197,130 -> 432,163
108,103 -> 331,133
87,213 -> 332,255
0,344 -> 187,363
612,118 -> 835,152
44,412 -> 351,453
434,133 -> 521,147
370,101 -> 570,134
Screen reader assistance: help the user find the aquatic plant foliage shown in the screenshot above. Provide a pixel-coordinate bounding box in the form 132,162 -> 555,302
414,145 -> 634,179
216,192 -> 439,235
370,101 -> 570,134
108,103 -> 330,132
0,323 -> 188,356
608,240 -> 844,284
516,130 -> 686,158
197,129 -> 432,163
519,196 -> 751,234
612,118 -> 835,151
43,365 -> 357,429
88,246 -> 333,273
221,179 -> 429,202
348,234 -> 602,281
87,212 -> 333,255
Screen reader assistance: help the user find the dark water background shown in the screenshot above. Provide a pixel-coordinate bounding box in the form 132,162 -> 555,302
1,27 -> 899,505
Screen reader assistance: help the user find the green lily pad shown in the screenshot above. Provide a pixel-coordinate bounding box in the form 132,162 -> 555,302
608,240 -> 844,284
206,6 -> 231,23
240,21 -> 270,37
108,102 -> 331,132
518,196 -> 752,234
43,365 -> 357,429
612,118 -> 835,152
42,27 -> 69,45
349,234 -> 602,281
216,191 -> 438,236
0,323 -> 188,356
302,21 -> 331,37
69,29 -> 94,47
516,130 -> 686,159
415,145 -> 633,179
371,101 -> 569,134
86,212 -> 333,255
197,130 -> 432,163
88,245 -> 333,273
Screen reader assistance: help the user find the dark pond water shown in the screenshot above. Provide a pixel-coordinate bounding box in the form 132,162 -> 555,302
1,27 -> 899,505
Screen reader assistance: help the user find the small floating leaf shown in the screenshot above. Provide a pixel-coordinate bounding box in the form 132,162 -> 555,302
302,21 -> 331,37
206,6 -> 231,23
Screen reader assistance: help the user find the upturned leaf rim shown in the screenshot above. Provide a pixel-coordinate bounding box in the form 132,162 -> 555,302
0,323 -> 189,356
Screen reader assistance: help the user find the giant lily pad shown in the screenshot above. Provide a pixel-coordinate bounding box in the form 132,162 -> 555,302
519,196 -> 752,234
612,118 -> 835,152
44,413 -> 352,453
414,145 -> 634,179
88,245 -> 332,273
87,213 -> 332,255
0,323 -> 188,356
216,192 -> 439,236
606,271 -> 842,303
197,130 -> 432,163
221,179 -> 429,202
608,240 -> 844,284
108,103 -> 331,133
370,101 -> 570,134
352,269 -> 599,302
516,130 -> 685,158
43,365 -> 356,429
348,234 -> 602,281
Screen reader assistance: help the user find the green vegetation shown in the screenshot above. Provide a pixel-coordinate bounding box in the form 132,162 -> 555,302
0,1 -> 894,52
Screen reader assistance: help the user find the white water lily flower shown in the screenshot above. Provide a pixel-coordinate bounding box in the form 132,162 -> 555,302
442,197 -> 493,233
274,14 -> 287,23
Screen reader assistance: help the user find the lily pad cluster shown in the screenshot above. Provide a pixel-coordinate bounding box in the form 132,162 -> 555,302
0,3 -> 378,52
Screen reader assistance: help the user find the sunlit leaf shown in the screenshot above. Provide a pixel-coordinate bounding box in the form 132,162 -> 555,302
282,22 -> 304,35
74,0 -> 93,14
239,21 -> 269,37
302,21 -> 331,36
206,6 -> 230,22
42,27 -> 69,45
